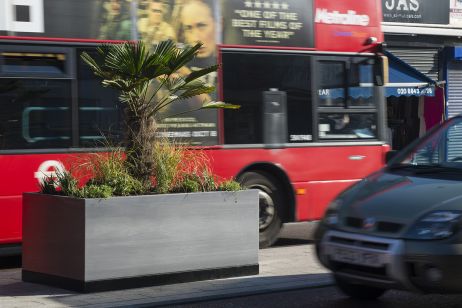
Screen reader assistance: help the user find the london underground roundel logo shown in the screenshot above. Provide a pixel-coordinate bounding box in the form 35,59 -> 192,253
34,160 -> 65,184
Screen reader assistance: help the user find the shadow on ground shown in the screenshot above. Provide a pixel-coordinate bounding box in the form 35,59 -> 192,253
274,237 -> 313,247
0,255 -> 21,269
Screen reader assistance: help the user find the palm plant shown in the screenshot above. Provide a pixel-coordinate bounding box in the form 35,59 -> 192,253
81,40 -> 237,188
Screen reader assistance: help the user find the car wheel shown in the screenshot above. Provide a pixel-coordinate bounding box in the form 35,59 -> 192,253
334,275 -> 387,300
239,171 -> 284,249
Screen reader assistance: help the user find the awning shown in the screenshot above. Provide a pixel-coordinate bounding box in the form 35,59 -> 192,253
318,51 -> 437,99
384,50 -> 436,97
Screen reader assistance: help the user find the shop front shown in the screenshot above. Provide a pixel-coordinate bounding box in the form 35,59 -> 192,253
384,50 -> 441,150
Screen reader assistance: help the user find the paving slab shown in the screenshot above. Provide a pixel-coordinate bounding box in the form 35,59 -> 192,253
0,244 -> 333,307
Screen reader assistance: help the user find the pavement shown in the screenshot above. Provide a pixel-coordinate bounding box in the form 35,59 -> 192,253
0,240 -> 333,308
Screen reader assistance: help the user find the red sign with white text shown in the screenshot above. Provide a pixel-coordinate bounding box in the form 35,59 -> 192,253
314,0 -> 383,52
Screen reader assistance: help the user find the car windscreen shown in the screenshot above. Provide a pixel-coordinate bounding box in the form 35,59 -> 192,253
387,117 -> 462,175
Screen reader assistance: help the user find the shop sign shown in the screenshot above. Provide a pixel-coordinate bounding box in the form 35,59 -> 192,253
382,0 -> 450,24
450,0 -> 462,25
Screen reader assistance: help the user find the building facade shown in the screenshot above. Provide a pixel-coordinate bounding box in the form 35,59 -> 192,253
382,0 -> 462,149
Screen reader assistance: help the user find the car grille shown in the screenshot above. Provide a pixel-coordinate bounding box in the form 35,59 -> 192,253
345,216 -> 403,233
324,232 -> 396,282
330,236 -> 390,250
331,261 -> 389,280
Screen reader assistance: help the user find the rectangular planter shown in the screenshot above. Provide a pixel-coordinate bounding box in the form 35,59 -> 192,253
22,190 -> 259,292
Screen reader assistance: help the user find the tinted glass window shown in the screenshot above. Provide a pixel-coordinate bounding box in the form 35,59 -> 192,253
446,124 -> 462,162
394,118 -> 462,167
318,113 -> 377,140
318,59 -> 375,108
223,51 -> 312,144
349,63 -> 374,107
318,61 -> 345,107
1,52 -> 67,75
0,79 -> 72,149
77,50 -> 123,147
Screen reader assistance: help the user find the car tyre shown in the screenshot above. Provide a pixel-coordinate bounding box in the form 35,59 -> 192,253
239,171 -> 284,249
334,274 -> 387,300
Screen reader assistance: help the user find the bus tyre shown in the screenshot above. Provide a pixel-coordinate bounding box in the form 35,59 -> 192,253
239,171 -> 284,249
334,274 -> 387,300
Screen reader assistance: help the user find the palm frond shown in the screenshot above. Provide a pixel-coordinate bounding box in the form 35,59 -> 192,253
184,65 -> 219,83
201,101 -> 240,109
176,84 -> 215,100
166,43 -> 203,72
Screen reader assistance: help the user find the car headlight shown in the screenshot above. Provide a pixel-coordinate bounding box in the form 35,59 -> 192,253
405,211 -> 462,240
323,199 -> 342,226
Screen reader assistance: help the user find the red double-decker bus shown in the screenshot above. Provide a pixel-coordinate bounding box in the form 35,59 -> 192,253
0,0 -> 388,253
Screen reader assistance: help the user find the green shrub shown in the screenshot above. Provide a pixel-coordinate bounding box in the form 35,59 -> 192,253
39,176 -> 59,195
152,138 -> 183,194
174,177 -> 201,193
217,180 -> 242,191
200,169 -> 216,192
55,169 -> 80,197
85,150 -> 147,196
78,184 -> 113,198
170,169 -> 218,193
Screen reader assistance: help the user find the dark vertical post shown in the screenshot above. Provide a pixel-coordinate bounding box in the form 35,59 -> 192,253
375,85 -> 387,142
262,89 -> 287,147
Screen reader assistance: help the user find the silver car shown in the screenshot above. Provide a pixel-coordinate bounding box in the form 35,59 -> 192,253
315,115 -> 462,299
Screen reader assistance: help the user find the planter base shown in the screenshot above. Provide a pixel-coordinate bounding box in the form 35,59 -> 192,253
22,264 -> 259,293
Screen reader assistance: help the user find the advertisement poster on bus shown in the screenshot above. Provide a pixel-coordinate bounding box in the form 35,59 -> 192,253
135,0 -> 220,145
0,0 -> 220,145
222,0 -> 314,48
382,0 -> 450,24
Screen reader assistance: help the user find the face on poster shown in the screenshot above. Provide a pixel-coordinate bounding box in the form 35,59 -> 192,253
0,0 -> 221,145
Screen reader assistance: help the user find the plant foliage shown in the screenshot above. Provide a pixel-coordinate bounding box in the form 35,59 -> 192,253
81,40 -> 238,187
39,40 -> 242,198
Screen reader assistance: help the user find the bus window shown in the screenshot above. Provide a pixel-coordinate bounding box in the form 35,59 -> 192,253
318,113 -> 377,140
318,61 -> 345,107
77,49 -> 123,147
316,55 -> 379,141
0,79 -> 72,150
348,60 -> 375,107
223,51 -> 312,144
1,52 -> 67,75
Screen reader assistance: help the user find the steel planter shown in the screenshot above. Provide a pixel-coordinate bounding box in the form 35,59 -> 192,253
22,190 -> 259,292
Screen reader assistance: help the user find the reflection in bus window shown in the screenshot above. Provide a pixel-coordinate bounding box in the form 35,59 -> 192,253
349,63 -> 374,107
0,79 -> 72,150
77,49 -> 123,147
1,52 -> 67,75
318,113 -> 377,140
318,61 -> 345,107
318,59 -> 375,108
223,51 -> 312,144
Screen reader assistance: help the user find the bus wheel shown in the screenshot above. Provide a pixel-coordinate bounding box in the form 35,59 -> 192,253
239,171 -> 284,248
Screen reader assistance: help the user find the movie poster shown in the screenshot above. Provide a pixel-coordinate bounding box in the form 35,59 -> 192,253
222,0 -> 314,48
135,0 -> 220,145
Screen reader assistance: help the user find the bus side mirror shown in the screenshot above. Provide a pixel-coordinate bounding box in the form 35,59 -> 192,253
385,150 -> 398,164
